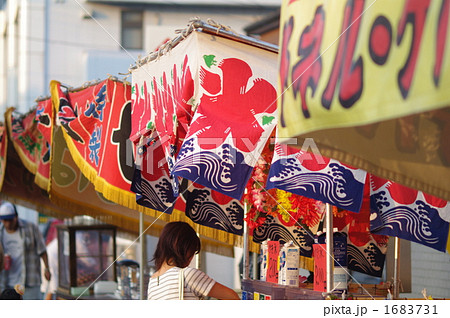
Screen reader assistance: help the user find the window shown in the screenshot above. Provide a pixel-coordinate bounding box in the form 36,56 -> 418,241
121,11 -> 143,50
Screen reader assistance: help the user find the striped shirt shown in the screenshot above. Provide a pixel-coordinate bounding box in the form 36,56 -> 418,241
147,267 -> 215,300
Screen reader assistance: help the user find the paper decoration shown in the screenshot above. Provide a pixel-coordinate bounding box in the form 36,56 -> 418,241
313,243 -> 327,292
266,240 -> 280,284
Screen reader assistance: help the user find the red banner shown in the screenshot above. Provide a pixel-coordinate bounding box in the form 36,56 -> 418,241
5,107 -> 49,190
55,79 -> 136,207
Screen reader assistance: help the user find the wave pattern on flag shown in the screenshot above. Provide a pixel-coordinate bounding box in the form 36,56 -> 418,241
333,183 -> 389,278
252,214 -> 315,257
177,179 -> 244,235
172,32 -> 278,200
267,141 -> 367,212
370,175 -> 450,252
130,132 -> 175,213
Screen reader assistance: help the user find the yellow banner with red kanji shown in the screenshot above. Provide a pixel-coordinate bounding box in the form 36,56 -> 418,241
278,0 -> 450,202
279,0 -> 450,133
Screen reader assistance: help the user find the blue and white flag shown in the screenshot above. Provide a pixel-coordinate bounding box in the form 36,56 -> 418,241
267,140 -> 367,212
370,175 -> 450,252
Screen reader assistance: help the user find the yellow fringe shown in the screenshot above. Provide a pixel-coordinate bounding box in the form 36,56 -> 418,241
49,189 -> 165,237
60,126 -> 250,250
49,81 -> 257,254
34,172 -> 50,191
50,80 -> 62,115
47,81 -> 59,194
200,242 -> 234,258
48,189 -> 236,256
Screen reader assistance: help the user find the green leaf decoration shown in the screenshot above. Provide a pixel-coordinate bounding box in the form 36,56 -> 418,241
147,121 -> 154,130
131,86 -> 136,94
203,54 -> 217,68
262,115 -> 275,126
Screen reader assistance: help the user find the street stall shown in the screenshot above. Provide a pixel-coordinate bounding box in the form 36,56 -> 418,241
2,8 -> 449,300
127,15 -> 450,300
125,21 -> 384,299
127,19 -> 393,300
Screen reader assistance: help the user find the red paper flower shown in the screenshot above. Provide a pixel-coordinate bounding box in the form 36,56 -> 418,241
243,209 -> 267,234
275,190 -> 322,228
291,196 -> 322,228
243,143 -> 275,231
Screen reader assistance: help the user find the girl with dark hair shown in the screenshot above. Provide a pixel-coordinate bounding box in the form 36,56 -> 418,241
147,222 -> 239,300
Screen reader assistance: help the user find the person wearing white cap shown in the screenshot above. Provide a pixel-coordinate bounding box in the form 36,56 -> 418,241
0,201 -> 51,300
